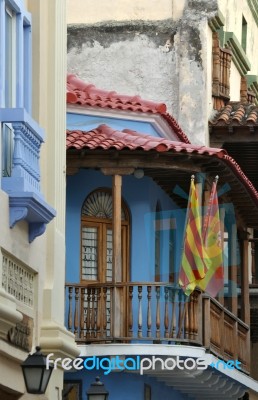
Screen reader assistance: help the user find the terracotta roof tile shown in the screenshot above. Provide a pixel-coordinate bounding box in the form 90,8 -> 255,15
66,74 -> 191,144
210,102 -> 258,126
66,124 -> 258,206
67,74 -> 167,113
66,124 -> 224,156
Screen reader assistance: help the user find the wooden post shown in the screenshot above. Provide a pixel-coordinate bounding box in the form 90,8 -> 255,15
203,297 -> 211,348
113,174 -> 122,282
218,208 -> 225,305
112,174 -> 122,338
101,168 -> 134,339
228,222 -> 238,316
241,232 -> 250,325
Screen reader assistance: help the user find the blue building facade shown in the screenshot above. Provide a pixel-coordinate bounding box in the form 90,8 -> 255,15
64,76 -> 258,399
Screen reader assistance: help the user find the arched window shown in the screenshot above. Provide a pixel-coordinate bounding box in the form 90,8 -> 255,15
81,189 -> 129,283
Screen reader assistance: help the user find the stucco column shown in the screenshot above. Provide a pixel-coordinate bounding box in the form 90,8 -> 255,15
27,2 -> 79,399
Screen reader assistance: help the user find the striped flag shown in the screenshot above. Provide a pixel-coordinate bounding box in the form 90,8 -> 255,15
179,176 -> 210,295
198,177 -> 223,296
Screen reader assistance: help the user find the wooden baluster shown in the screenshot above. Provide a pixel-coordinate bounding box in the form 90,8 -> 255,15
80,288 -> 85,339
86,288 -> 91,339
138,286 -> 143,338
225,51 -> 231,97
170,288 -> 176,338
220,49 -> 224,95
91,289 -> 96,338
74,287 -> 79,338
103,287 -> 107,338
68,287 -> 73,332
164,286 -> 169,338
223,51 -> 227,96
156,286 -> 160,339
128,286 -> 133,337
96,288 -> 101,339
212,32 -> 220,96
147,286 -> 152,338
184,297 -> 189,340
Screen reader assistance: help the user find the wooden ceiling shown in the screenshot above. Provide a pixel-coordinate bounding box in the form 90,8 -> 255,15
67,149 -> 258,229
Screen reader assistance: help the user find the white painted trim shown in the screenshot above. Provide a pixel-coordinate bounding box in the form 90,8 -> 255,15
78,343 -> 206,358
206,353 -> 258,391
77,343 -> 258,392
67,104 -> 180,141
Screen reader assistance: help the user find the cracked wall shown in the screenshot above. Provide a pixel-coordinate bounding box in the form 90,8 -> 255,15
67,1 -> 219,145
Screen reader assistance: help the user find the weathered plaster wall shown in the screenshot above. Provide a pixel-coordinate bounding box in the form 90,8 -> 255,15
67,20 -> 179,116
67,0 -> 258,144
67,3 -> 218,145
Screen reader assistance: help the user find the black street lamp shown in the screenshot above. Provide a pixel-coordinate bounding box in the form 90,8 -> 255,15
86,377 -> 109,400
21,346 -> 53,394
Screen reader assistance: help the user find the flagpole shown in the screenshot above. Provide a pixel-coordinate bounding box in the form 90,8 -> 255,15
177,176 -> 195,335
177,175 -> 195,287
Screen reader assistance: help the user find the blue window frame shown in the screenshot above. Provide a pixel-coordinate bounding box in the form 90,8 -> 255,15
0,0 -> 32,109
0,0 -> 56,242
1,122 -> 13,177
5,5 -> 15,107
1,0 -> 32,180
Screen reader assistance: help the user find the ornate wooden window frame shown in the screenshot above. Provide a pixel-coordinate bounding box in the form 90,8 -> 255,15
80,188 -> 130,283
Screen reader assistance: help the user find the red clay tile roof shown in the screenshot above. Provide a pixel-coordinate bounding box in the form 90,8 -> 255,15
66,74 -> 191,144
66,124 -> 222,156
210,102 -> 258,126
67,74 -> 167,113
66,124 -> 258,207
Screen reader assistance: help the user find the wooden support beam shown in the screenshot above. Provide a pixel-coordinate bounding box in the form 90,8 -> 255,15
67,154 -> 203,173
101,167 -> 134,176
112,174 -> 122,283
228,223 -> 238,316
241,233 -> 250,325
112,174 -> 122,337
218,208 -> 225,305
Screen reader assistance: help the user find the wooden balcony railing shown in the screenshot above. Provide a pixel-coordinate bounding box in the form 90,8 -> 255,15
65,283 -> 201,344
203,295 -> 250,373
65,282 -> 250,373
212,31 -> 232,110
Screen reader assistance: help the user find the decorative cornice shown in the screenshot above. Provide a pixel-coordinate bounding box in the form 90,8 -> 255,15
247,0 -> 258,27
224,32 -> 251,75
208,9 -> 225,32
9,193 -> 56,242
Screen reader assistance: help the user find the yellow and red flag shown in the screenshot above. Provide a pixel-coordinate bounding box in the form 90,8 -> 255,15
179,176 -> 210,295
198,177 -> 223,296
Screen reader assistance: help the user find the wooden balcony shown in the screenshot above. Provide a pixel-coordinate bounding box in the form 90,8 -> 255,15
65,282 -> 250,373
